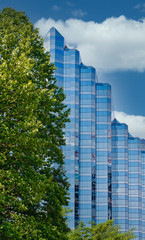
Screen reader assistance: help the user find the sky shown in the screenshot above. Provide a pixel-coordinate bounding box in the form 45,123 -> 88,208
1,0 -> 145,138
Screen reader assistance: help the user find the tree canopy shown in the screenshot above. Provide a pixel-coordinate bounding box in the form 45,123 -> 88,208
0,8 -> 70,239
67,220 -> 135,240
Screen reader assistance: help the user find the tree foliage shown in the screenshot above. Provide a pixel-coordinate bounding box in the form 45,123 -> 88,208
0,8 -> 70,239
67,220 -> 135,240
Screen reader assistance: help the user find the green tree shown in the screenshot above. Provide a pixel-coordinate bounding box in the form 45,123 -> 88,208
0,8 -> 70,239
68,220 -> 135,240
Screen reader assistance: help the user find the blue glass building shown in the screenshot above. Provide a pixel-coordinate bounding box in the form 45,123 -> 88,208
79,64 -> 96,225
96,83 -> 112,224
47,27 -> 145,239
141,148 -> 145,239
111,119 -> 129,232
128,136 -> 142,239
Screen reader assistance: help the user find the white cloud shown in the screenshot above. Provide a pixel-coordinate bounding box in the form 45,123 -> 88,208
72,9 -> 87,18
114,111 -> 145,139
35,16 -> 145,72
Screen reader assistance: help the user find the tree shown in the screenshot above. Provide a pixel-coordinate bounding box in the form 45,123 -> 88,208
67,220 -> 135,240
0,8 -> 70,239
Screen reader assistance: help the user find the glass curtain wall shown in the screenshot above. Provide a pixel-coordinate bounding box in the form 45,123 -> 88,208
48,27 -> 80,229
141,151 -> 145,239
47,27 -> 145,236
79,64 -> 96,225
47,27 -> 64,87
95,83 -> 111,224
128,136 -> 142,240
111,119 -> 129,232
62,48 -> 80,228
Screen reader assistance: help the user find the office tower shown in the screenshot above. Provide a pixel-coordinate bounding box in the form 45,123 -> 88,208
128,136 -> 142,239
47,27 -> 111,228
63,47 -> 80,228
79,64 -> 96,225
96,83 -> 112,224
111,119 -> 129,232
47,27 -> 145,239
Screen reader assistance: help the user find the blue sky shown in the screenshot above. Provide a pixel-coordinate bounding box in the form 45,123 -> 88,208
1,0 -> 145,138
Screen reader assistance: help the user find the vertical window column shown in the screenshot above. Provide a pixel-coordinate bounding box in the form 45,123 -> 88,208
95,83 -> 111,224
63,49 -> 80,229
111,120 -> 129,232
79,65 -> 96,225
48,27 -> 64,87
128,137 -> 142,240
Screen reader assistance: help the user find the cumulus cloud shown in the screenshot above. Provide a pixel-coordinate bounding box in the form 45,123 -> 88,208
114,111 -> 145,139
72,9 -> 87,18
35,16 -> 145,72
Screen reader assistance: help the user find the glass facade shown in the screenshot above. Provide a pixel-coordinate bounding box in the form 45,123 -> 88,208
79,64 -> 96,225
128,136 -> 142,239
111,119 -> 129,232
142,150 -> 145,239
63,48 -> 80,228
48,27 -> 145,239
46,27 -> 64,88
96,83 -> 111,224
